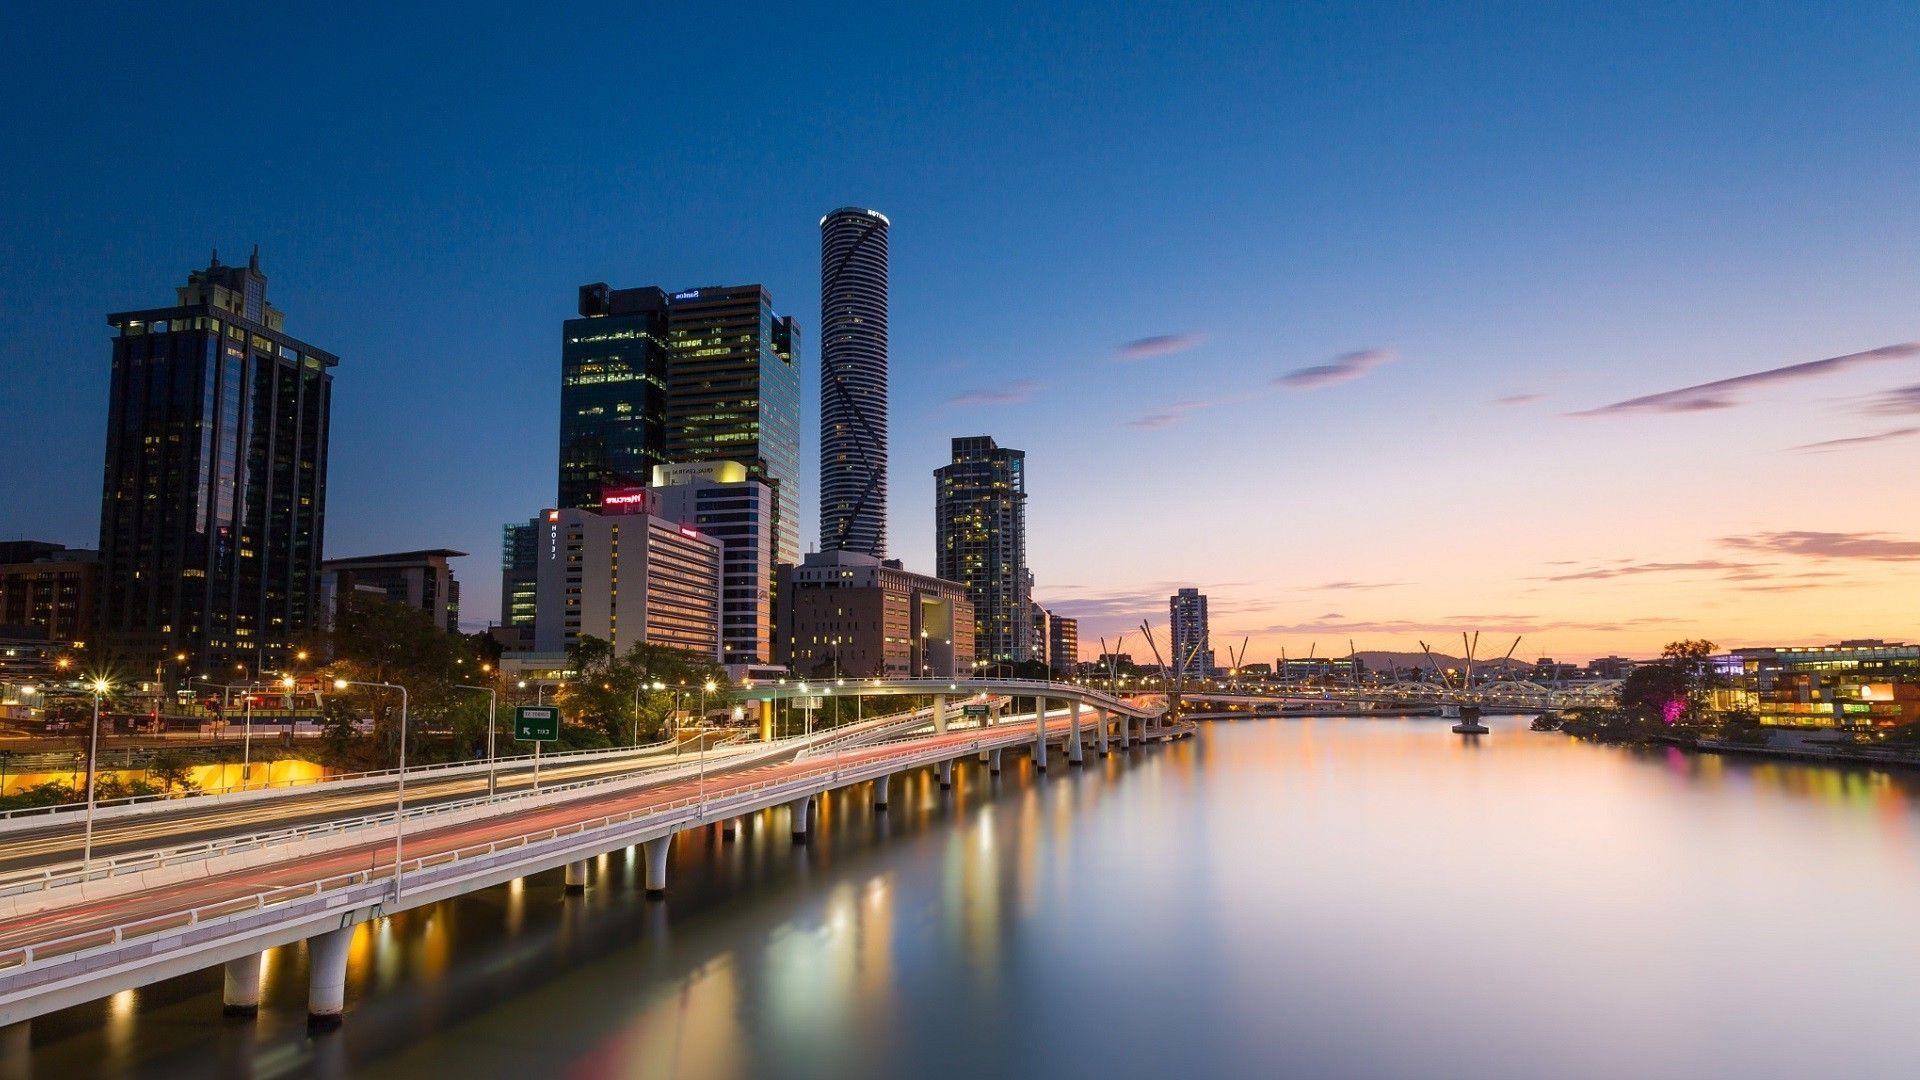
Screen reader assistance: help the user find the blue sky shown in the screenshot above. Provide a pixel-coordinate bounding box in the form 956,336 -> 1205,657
3,2 -> 1918,659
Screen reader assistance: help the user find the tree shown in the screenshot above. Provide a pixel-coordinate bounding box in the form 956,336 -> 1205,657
315,593 -> 498,767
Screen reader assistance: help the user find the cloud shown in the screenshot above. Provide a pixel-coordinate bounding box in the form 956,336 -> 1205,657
1493,393 -> 1545,406
1860,383 -> 1920,416
1570,343 -> 1920,417
1252,613 -> 1680,636
1539,560 -> 1757,582
1274,348 -> 1396,391
1126,399 -> 1216,430
1309,580 -> 1410,591
947,379 -> 1041,407
1115,333 -> 1205,361
1720,530 -> 1920,561
1786,426 -> 1920,453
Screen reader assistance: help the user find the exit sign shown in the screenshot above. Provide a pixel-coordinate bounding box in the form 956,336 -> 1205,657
514,705 -> 560,742
964,704 -> 990,718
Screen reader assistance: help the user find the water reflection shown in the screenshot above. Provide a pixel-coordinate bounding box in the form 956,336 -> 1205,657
22,718 -> 1920,1078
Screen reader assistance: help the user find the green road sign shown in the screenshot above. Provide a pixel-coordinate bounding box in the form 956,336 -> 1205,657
964,704 -> 990,719
514,705 -> 560,742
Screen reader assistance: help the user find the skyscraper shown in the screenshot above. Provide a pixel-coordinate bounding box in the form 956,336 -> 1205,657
96,250 -> 335,675
1170,587 -> 1213,682
818,207 -> 889,557
499,521 -> 538,638
664,285 -> 801,574
560,284 -> 670,511
935,436 -> 1029,664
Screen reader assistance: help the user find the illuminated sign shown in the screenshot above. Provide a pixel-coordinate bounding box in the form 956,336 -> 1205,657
673,290 -> 701,300
601,486 -> 651,515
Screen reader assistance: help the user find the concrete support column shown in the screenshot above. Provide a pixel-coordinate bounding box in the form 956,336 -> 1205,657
932,694 -> 948,734
759,699 -> 774,742
1032,697 -> 1049,772
564,860 -> 589,895
1120,715 -> 1133,749
1,1020 -> 29,1078
989,748 -> 1003,774
1096,708 -> 1111,755
1067,702 -> 1085,765
937,759 -> 954,789
872,773 -> 891,810
306,925 -> 354,1031
222,951 -> 264,1017
789,795 -> 814,842
721,817 -> 739,840
643,836 -> 671,899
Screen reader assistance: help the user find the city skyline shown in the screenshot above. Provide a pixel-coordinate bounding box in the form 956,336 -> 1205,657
3,5 -> 1919,663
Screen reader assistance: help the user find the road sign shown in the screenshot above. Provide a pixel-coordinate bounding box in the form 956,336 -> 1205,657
514,705 -> 560,742
964,704 -> 990,719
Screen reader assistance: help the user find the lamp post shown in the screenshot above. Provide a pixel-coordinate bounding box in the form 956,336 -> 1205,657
81,677 -> 113,871
455,683 -> 498,798
334,679 -> 409,900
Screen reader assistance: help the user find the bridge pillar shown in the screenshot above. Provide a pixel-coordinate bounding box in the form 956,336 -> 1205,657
1067,703 -> 1085,765
759,699 -> 774,742
1095,708 -> 1110,755
933,694 -> 948,734
305,925 -> 354,1031
989,748 -> 1003,774
721,816 -> 739,840
564,860 -> 589,895
788,795 -> 814,843
872,773 -> 890,810
643,836 -> 671,899
1032,697 -> 1049,772
1119,715 -> 1133,749
937,759 -> 954,789
1,1021 -> 28,1076
222,951 -> 264,1017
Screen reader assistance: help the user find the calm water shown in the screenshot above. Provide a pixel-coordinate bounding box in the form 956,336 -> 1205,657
24,715 -> 1920,1079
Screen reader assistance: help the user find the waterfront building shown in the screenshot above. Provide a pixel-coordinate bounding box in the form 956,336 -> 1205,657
1714,640 -> 1920,728
1048,613 -> 1079,673
647,461 -> 775,671
1277,656 -> 1363,682
1170,588 -> 1213,680
96,250 -> 335,676
1029,601 -> 1051,668
527,507 -> 722,662
559,285 -> 671,511
818,207 -> 890,557
775,549 -> 973,678
663,285 -> 800,576
0,542 -> 97,643
318,549 -> 464,633
1586,655 -> 1636,679
934,436 -> 1029,663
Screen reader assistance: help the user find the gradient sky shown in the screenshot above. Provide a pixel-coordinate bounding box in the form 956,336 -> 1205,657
4,2 -> 1918,663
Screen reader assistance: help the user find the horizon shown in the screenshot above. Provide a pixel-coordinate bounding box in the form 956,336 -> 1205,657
3,3 -> 1918,664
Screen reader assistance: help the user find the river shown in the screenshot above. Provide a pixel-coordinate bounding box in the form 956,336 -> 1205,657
20,715 -> 1920,1078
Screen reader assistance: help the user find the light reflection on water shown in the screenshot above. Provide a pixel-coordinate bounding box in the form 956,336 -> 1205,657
23,716 -> 1920,1079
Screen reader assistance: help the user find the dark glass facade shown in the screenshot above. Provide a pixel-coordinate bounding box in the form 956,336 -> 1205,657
500,521 -> 538,630
935,436 -> 1029,663
96,252 -> 335,676
559,284 -> 670,511
819,208 -> 889,557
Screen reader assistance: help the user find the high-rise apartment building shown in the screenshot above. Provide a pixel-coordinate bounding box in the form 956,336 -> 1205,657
96,250 -> 334,675
1048,613 -> 1079,673
935,436 -> 1029,663
0,542 -> 98,643
648,461 -> 775,669
818,207 -> 889,557
560,285 -> 670,511
1170,587 -> 1213,681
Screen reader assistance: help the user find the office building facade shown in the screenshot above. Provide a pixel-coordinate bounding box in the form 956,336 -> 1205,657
560,284 -> 671,511
775,549 -> 974,679
0,542 -> 98,644
319,549 -> 464,633
935,436 -> 1029,663
531,507 -> 722,660
1170,588 -> 1213,681
1713,640 -> 1920,728
96,250 -> 335,675
499,521 -> 538,638
648,461 -> 775,668
818,207 -> 889,557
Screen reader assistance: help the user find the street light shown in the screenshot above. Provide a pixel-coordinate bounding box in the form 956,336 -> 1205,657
334,678 -> 410,900
455,683 -> 499,798
82,677 -> 113,870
